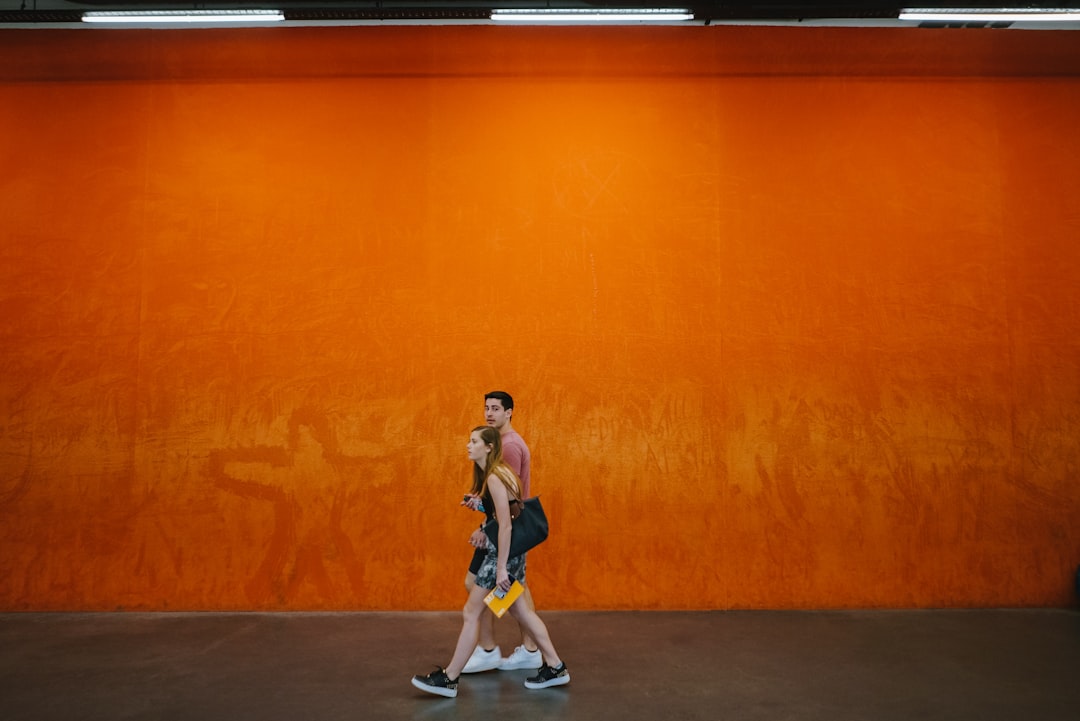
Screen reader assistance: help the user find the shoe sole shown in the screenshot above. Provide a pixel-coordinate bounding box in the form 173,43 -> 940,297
523,673 -> 570,690
411,677 -> 458,698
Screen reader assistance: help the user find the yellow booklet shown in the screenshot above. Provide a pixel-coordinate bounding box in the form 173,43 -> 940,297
484,579 -> 525,618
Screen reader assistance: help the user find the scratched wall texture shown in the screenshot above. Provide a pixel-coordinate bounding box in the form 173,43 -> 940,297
1,28 -> 1079,610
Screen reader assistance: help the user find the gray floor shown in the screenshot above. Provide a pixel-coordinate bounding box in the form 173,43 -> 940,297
1,609 -> 1078,721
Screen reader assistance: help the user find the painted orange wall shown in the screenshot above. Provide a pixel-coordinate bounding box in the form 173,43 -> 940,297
1,27 -> 1079,610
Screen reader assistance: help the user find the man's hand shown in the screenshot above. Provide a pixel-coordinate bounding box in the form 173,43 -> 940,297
469,528 -> 489,549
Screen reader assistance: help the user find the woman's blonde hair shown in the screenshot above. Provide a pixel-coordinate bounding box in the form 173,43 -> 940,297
470,425 -> 521,499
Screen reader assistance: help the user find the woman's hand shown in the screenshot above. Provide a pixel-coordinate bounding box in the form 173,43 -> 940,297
461,493 -> 483,511
496,568 -> 511,592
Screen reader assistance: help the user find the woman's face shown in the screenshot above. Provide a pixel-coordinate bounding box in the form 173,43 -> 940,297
467,431 -> 490,464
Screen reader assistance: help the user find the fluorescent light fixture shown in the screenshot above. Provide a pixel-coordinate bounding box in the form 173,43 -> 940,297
491,8 -> 693,23
82,9 -> 285,24
899,8 -> 1080,23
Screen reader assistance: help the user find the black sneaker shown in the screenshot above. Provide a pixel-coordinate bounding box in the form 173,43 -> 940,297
411,667 -> 459,698
524,662 -> 570,690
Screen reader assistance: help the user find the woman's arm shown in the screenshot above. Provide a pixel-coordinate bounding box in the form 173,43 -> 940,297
486,470 -> 514,591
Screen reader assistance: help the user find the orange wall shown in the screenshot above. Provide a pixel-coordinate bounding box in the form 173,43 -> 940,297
1,27 -> 1079,610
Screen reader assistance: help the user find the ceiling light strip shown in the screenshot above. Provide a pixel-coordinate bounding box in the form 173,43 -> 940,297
82,10 -> 285,24
898,8 -> 1080,23
491,8 -> 694,23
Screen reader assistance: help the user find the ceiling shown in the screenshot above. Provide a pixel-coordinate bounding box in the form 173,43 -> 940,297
3,1 -> 1080,29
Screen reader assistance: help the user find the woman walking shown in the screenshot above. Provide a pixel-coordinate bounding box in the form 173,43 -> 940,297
411,425 -> 569,698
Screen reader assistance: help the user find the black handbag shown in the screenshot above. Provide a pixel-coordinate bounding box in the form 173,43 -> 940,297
482,496 -> 549,557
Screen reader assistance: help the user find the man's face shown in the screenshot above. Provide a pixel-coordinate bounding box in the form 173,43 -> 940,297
485,399 -> 511,430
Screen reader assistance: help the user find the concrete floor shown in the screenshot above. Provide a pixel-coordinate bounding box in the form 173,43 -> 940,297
0,609 -> 1078,721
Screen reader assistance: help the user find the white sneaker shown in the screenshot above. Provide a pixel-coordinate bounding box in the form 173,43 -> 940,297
499,645 -> 542,671
461,645 -> 502,674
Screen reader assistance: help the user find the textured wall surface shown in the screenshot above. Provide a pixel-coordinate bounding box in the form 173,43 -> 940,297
1,27 -> 1079,610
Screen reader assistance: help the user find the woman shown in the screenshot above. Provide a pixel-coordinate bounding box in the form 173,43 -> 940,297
411,425 -> 569,698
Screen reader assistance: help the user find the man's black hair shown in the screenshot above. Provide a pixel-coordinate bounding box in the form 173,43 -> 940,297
484,390 -> 514,411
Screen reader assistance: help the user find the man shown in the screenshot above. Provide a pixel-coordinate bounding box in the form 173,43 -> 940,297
461,390 -> 543,673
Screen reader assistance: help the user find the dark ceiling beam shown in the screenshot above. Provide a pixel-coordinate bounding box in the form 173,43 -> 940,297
3,1 -> 1080,27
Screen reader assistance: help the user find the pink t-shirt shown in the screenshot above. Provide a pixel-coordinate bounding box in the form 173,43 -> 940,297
501,428 -> 532,499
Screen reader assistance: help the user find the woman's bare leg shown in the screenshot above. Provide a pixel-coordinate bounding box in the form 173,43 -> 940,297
517,584 -> 538,650
465,572 -> 500,652
507,601 -> 562,669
